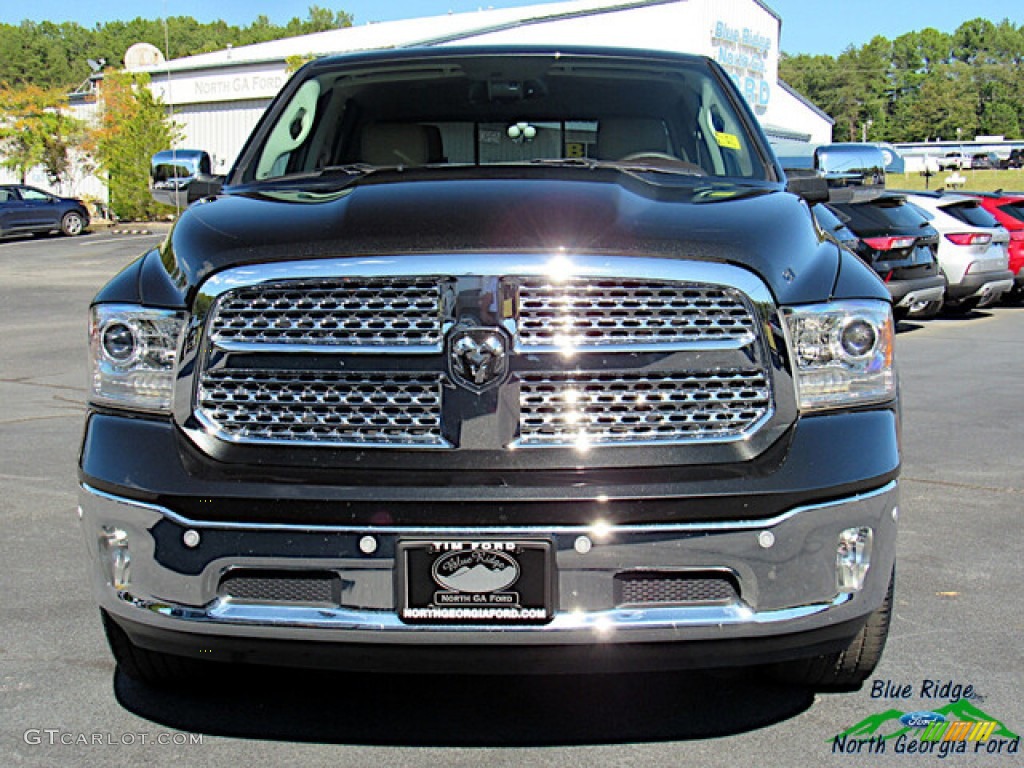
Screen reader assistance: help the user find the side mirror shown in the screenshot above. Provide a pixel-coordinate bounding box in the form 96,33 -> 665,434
785,170 -> 829,203
150,150 -> 223,208
813,143 -> 886,203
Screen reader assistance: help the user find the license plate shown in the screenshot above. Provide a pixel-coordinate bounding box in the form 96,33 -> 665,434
397,539 -> 554,624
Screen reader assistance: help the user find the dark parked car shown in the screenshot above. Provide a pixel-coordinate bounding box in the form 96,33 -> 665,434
970,152 -> 999,170
1000,149 -> 1023,170
812,202 -> 859,250
0,185 -> 89,238
81,46 -> 900,691
826,194 -> 946,319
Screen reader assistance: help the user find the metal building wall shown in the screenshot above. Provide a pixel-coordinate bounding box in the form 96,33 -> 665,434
171,99 -> 272,173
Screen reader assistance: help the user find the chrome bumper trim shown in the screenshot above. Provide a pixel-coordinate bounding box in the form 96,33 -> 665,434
80,481 -> 898,646
972,278 -> 1014,305
895,285 -> 945,308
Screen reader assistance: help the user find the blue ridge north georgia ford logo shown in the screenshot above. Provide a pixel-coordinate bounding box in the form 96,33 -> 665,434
432,548 -> 520,593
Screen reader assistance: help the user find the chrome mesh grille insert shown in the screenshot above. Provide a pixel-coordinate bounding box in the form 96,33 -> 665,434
518,371 -> 771,446
198,370 -> 445,446
220,572 -> 338,604
208,278 -> 444,348
190,262 -> 778,452
615,573 -> 739,605
516,279 -> 756,348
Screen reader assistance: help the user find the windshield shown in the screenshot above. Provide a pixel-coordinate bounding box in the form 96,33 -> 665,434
246,52 -> 770,184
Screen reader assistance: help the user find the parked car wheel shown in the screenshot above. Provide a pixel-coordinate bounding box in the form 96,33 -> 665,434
60,211 -> 85,236
101,610 -> 209,687
907,299 -> 943,319
765,569 -> 893,690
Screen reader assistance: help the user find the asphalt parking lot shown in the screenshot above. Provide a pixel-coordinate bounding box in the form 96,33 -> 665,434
1,230 -> 1021,767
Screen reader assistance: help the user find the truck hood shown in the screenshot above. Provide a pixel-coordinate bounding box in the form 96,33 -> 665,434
153,169 -> 844,306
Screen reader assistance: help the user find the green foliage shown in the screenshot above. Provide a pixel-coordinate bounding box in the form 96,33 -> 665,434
285,54 -> 317,74
0,7 -> 354,90
780,18 -> 1024,142
0,83 -> 85,184
86,69 -> 182,220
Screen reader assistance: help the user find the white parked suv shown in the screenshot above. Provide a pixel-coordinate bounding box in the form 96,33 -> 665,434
937,151 -> 971,171
903,192 -> 1014,316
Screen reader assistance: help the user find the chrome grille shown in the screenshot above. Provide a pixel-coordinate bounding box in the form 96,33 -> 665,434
220,572 -> 338,604
189,258 -> 780,453
516,279 -> 756,348
208,278 -> 444,348
615,573 -> 739,605
198,370 -> 445,446
517,371 -> 771,446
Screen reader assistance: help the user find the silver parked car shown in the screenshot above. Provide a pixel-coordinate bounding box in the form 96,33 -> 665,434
902,192 -> 1014,316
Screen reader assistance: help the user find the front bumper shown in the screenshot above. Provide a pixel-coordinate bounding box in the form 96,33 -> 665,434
80,480 -> 899,671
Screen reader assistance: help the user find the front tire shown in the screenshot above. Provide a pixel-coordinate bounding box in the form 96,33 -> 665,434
766,569 -> 893,690
60,211 -> 84,236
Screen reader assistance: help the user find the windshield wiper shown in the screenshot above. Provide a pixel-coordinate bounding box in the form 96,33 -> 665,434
247,164 -> 390,189
319,163 -> 383,176
529,157 -> 707,177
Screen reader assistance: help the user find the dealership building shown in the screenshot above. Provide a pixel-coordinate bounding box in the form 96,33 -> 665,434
132,0 -> 833,176
1,0 -> 834,198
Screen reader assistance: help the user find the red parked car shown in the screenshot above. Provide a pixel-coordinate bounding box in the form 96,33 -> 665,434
966,193 -> 1024,302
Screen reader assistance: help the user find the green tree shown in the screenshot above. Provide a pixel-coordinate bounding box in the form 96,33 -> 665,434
980,101 -> 1021,138
0,8 -> 355,90
87,68 -> 180,220
780,18 -> 1024,142
0,82 -> 84,183
894,63 -> 979,142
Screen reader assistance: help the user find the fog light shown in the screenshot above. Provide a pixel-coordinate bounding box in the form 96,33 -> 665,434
837,527 -> 872,593
101,527 -> 131,590
110,548 -> 131,590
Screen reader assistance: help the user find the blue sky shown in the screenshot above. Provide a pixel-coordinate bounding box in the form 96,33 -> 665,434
1,1 -> 1020,55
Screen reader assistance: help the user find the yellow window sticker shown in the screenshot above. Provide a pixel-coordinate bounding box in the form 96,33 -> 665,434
715,131 -> 741,150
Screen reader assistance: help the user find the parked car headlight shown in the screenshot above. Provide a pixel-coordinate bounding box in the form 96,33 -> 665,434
781,300 -> 895,411
89,305 -> 184,412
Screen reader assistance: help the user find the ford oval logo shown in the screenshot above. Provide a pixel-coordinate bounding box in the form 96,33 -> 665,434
432,549 -> 520,593
899,711 -> 946,729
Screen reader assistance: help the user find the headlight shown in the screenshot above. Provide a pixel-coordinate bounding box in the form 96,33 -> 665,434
89,304 -> 185,412
781,300 -> 895,411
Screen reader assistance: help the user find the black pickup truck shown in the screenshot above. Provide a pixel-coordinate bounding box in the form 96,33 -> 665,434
81,46 -> 899,689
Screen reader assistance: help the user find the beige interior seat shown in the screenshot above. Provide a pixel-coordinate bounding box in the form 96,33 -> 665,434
595,118 -> 671,160
361,123 -> 443,166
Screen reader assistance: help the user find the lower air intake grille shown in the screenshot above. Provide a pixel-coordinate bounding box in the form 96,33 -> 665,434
220,572 -> 338,604
615,573 -> 739,606
197,370 -> 445,446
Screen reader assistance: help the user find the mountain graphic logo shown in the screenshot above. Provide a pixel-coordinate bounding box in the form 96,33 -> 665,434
833,699 -> 1019,742
432,550 -> 520,593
